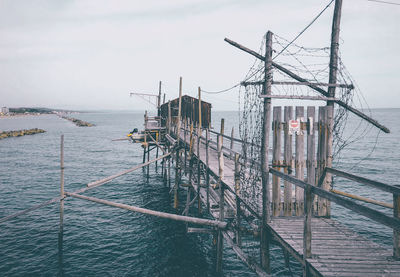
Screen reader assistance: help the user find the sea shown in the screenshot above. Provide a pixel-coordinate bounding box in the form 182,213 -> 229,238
0,109 -> 399,276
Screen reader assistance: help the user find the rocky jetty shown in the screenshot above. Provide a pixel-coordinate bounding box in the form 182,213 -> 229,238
0,128 -> 46,139
60,115 -> 94,127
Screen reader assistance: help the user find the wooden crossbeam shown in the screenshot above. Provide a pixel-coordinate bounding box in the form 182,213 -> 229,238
224,37 -> 390,133
66,192 -> 228,229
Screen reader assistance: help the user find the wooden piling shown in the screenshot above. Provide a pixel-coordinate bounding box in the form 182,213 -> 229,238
317,107 -> 327,216
197,87 -> 202,214
230,127 -> 234,159
283,106 -> 293,216
60,135 -> 65,233
304,107 -> 316,263
184,119 -> 187,174
176,77 -> 183,144
234,153 -> 241,246
206,128 -> 210,212
168,101 -> 171,135
394,192 -> 400,259
174,148 -> 180,209
260,30 -> 273,273
168,144 -> 171,188
216,133 -> 225,274
272,107 -> 282,216
295,106 -> 305,216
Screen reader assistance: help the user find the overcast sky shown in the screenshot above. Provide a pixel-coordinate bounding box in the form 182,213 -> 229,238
0,0 -> 398,111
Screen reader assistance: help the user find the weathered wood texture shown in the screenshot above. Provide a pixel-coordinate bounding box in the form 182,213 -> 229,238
269,217 -> 400,276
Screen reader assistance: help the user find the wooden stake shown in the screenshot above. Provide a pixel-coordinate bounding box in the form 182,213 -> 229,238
158,81 -> 162,116
60,134 -> 65,233
174,148 -> 180,209
283,106 -> 293,216
260,30 -> 273,273
272,107 -> 282,216
394,192 -> 400,259
304,107 -> 315,263
234,153 -> 241,246
168,101 -> 171,135
176,77 -> 183,144
206,128 -> 210,212
230,127 -> 234,159
197,87 -> 202,214
216,133 -> 224,274
295,106 -> 305,216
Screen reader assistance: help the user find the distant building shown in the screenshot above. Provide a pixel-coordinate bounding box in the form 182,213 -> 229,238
1,107 -> 9,114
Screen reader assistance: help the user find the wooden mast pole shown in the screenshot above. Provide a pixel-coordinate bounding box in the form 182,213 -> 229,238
260,30 -> 273,273
325,0 -> 343,217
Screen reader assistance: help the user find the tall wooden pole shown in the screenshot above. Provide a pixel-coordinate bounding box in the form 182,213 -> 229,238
216,132 -> 225,274
158,81 -> 162,117
260,30 -> 273,273
174,77 -> 183,209
325,0 -> 343,216
177,77 -> 183,144
59,135 -> 65,233
197,87 -> 202,214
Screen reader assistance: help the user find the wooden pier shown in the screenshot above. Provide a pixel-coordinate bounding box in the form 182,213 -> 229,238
155,112 -> 400,276
1,1 -> 399,275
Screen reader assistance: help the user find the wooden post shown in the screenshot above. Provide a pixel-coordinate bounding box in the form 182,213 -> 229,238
230,127 -> 234,159
216,133 -> 224,274
295,106 -> 305,216
60,135 -> 65,233
272,107 -> 282,216
260,30 -> 273,273
326,0 -> 342,217
206,128 -> 210,212
168,101 -> 171,135
147,145 -> 150,177
184,119 -> 187,175
168,144 -> 171,188
234,153 -> 241,246
155,144 -> 159,172
324,105 -> 333,217
158,81 -> 162,117
304,107 -> 315,267
174,148 -> 180,209
177,77 -> 183,144
283,106 -> 293,216
317,107 -> 327,216
394,192 -> 400,259
197,87 -> 202,214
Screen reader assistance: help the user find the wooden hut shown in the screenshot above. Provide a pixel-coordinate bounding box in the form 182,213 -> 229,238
160,95 -> 212,129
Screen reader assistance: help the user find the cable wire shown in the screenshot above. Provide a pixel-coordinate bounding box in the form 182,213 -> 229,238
273,0 -> 334,60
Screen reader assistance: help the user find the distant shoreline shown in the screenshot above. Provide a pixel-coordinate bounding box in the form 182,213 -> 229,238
0,113 -> 49,119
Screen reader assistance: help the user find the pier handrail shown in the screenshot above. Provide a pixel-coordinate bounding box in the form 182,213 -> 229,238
269,167 -> 400,260
325,167 -> 400,195
269,167 -> 400,231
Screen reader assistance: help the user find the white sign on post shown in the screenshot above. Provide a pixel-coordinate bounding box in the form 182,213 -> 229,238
289,119 -> 301,135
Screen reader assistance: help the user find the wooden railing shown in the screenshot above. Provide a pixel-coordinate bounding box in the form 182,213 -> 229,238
269,167 -> 400,260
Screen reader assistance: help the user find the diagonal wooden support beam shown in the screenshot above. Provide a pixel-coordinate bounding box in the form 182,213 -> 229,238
224,37 -> 390,133
66,192 -> 227,229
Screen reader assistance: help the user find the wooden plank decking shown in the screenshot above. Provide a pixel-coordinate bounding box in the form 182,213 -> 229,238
179,130 -> 400,276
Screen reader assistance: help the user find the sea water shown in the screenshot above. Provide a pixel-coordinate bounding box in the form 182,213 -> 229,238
0,109 -> 399,276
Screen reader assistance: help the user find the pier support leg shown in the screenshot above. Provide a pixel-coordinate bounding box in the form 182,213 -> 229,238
147,145 -> 150,178
394,193 -> 400,259
59,134 -> 64,233
58,134 -> 65,276
174,149 -> 180,209
260,31 -> 273,274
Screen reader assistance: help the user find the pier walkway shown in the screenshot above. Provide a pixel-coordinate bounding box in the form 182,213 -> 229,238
175,128 -> 400,276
